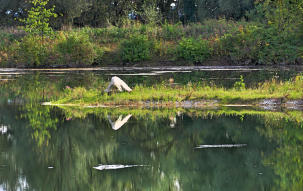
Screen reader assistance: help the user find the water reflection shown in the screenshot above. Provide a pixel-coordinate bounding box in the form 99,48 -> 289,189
1,69 -> 303,190
107,114 -> 132,130
1,102 -> 303,190
93,164 -> 147,171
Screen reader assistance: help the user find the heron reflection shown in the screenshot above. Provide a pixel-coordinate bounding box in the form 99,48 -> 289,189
107,114 -> 132,130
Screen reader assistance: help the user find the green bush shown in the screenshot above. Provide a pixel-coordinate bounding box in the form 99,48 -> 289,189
161,22 -> 185,40
12,32 -> 104,67
0,31 -> 16,65
255,28 -> 299,64
154,40 -> 176,58
56,32 -> 103,65
82,26 -> 137,44
215,24 -> 300,64
120,34 -> 154,62
0,32 -> 15,51
15,36 -> 54,67
2,22 -> 303,67
177,37 -> 212,63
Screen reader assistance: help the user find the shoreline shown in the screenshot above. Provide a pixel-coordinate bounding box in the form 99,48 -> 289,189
44,99 -> 303,111
0,65 -> 303,71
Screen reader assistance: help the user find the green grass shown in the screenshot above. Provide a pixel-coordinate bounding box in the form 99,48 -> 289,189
52,75 -> 303,106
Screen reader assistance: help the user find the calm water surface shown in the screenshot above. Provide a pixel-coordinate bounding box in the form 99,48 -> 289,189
0,67 -> 303,190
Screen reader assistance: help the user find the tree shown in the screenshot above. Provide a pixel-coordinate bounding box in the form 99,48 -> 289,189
262,0 -> 303,31
20,0 -> 57,37
141,0 -> 162,25
196,0 -> 255,21
0,0 -> 28,26
53,0 -> 92,26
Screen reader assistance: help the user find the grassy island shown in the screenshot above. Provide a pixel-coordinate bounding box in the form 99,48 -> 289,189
50,75 -> 303,107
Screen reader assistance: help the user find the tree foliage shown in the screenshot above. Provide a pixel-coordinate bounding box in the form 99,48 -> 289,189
20,0 -> 57,36
262,0 -> 303,31
0,0 -> 257,27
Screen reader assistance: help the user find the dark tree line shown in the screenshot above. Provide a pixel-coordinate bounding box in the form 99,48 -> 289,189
0,0 -> 256,28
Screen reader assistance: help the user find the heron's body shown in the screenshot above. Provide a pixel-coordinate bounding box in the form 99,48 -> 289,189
105,76 -> 132,93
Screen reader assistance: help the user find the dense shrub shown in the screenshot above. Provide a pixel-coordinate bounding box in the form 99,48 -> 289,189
81,26 -> 137,44
214,25 -> 259,63
154,40 -> 176,58
120,34 -> 154,62
56,32 -> 103,65
11,32 -> 104,67
215,25 -> 300,64
161,22 -> 185,40
14,36 -> 55,67
0,32 -> 15,65
255,28 -> 299,64
0,32 -> 14,50
177,37 -> 212,63
1,21 -> 303,67
138,24 -> 161,39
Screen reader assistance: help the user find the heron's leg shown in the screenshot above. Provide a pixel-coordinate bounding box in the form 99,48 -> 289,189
105,81 -> 114,93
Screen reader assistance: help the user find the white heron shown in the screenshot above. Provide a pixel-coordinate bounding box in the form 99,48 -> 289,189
105,76 -> 132,93
107,114 -> 132,130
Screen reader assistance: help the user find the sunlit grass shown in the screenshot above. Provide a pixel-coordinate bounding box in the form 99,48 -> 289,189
52,75 -> 303,106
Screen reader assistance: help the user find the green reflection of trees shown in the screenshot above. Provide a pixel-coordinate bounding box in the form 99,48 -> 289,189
2,97 -> 303,190
258,113 -> 303,191
21,104 -> 59,146
47,106 -> 303,190
0,104 -> 284,190
1,70 -> 303,190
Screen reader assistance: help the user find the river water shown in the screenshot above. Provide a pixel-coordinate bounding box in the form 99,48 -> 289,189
0,66 -> 303,190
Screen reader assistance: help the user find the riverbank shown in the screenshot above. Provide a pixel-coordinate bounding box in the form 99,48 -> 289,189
50,75 -> 303,108
1,19 -> 302,68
